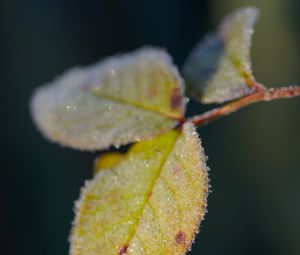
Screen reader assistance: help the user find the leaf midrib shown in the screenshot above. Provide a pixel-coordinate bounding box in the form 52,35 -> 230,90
91,90 -> 183,120
125,132 -> 180,250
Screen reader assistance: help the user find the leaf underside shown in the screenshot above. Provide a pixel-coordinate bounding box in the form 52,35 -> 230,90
31,48 -> 186,151
70,123 -> 208,255
183,7 -> 259,104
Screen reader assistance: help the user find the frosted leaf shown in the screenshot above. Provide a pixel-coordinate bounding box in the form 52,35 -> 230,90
183,7 -> 260,104
31,47 -> 186,150
70,123 -> 209,255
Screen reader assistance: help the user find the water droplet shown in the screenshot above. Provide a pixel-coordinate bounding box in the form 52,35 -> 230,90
65,104 -> 77,111
183,97 -> 190,104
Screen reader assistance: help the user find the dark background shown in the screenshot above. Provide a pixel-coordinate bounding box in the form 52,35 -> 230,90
1,0 -> 300,254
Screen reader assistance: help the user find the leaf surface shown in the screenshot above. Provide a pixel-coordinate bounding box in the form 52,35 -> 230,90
70,123 -> 208,255
94,152 -> 125,173
31,48 -> 185,150
183,7 -> 260,104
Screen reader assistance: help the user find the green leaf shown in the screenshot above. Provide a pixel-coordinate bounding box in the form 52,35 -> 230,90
183,7 -> 260,104
31,48 -> 186,150
70,122 -> 208,255
94,152 -> 125,174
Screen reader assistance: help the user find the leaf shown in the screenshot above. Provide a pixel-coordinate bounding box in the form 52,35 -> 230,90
70,122 -> 208,255
183,7 -> 261,104
31,48 -> 186,151
94,152 -> 125,174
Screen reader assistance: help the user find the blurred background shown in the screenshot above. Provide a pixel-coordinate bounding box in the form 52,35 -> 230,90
1,0 -> 300,254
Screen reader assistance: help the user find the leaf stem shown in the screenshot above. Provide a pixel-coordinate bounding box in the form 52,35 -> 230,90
189,85 -> 300,127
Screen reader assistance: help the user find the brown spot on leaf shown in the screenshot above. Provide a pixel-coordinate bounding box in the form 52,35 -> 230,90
172,166 -> 181,175
170,88 -> 182,110
148,87 -> 157,98
118,245 -> 128,254
175,231 -> 186,246
147,191 -> 153,198
84,202 -> 92,210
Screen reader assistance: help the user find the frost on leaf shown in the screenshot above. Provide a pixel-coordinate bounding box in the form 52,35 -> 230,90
183,7 -> 260,104
70,123 -> 209,255
31,48 -> 186,150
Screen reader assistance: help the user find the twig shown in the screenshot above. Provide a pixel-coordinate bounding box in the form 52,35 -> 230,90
190,86 -> 300,127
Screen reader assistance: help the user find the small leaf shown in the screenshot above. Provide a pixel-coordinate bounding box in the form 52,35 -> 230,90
183,7 -> 261,104
94,152 -> 125,173
31,48 -> 186,150
70,123 -> 209,255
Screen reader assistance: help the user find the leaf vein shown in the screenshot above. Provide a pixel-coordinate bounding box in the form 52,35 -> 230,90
91,91 -> 181,120
125,134 -> 180,248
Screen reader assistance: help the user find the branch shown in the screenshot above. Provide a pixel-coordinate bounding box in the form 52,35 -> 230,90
190,86 -> 300,127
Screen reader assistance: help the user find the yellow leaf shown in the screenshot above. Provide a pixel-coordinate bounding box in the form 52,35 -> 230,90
31,48 -> 186,150
94,152 -> 125,174
183,7 -> 260,104
70,122 -> 208,255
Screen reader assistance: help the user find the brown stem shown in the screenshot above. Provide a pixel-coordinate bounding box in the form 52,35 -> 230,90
190,86 -> 300,127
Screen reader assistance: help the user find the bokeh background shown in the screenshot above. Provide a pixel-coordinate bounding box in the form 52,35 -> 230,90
1,0 -> 300,254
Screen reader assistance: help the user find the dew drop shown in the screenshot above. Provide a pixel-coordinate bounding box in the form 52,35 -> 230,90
65,104 -> 78,112
183,97 -> 190,104
110,68 -> 116,75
